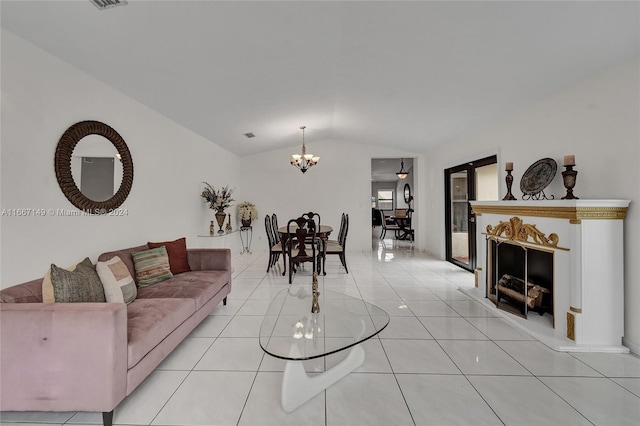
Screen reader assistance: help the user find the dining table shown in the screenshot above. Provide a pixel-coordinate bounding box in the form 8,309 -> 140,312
390,216 -> 413,241
278,224 -> 333,276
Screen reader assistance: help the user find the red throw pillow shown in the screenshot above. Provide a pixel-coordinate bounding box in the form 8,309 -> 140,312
148,237 -> 191,274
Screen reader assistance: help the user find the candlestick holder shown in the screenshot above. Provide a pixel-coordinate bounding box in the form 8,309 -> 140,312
561,165 -> 579,200
502,170 -> 517,200
311,272 -> 320,314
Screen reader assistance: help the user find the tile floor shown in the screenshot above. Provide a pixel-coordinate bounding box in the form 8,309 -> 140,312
2,236 -> 640,426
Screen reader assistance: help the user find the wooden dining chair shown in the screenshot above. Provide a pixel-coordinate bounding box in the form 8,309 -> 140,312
265,214 -> 283,272
395,216 -> 414,241
379,209 -> 400,239
301,211 -> 321,233
325,213 -> 349,273
271,213 -> 280,244
394,208 -> 407,218
285,216 -> 319,284
301,210 -> 324,257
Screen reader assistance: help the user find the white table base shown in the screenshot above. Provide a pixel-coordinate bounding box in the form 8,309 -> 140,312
281,344 -> 365,412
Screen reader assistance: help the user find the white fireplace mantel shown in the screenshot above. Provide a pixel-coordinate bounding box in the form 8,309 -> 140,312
467,199 -> 630,353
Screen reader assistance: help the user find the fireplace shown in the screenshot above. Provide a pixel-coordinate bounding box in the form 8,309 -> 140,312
488,239 -> 554,320
468,200 -> 629,353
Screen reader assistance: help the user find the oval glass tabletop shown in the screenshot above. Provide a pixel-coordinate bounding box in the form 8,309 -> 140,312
259,286 -> 390,361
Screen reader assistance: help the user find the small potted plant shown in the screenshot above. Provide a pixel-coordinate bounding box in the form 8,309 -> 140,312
237,201 -> 259,227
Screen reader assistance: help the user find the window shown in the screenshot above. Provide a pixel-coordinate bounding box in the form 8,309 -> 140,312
377,190 -> 394,210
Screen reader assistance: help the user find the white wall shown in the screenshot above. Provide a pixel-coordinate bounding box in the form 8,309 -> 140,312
239,141 -> 417,253
476,163 -> 498,201
417,59 -> 640,352
0,29 -> 242,286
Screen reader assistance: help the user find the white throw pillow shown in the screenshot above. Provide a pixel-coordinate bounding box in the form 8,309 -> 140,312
96,255 -> 137,304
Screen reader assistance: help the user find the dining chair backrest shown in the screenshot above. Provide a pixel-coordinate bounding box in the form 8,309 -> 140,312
379,208 -> 399,239
340,214 -> 349,246
286,216 -> 317,261
324,213 -> 350,274
271,213 -> 280,243
337,213 -> 347,244
336,213 -> 345,240
394,209 -> 407,217
265,214 -> 275,247
302,211 -> 321,229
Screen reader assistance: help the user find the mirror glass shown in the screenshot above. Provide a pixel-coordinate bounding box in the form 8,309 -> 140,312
70,135 -> 123,202
404,183 -> 412,203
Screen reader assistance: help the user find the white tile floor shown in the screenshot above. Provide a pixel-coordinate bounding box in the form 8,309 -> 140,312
2,236 -> 640,426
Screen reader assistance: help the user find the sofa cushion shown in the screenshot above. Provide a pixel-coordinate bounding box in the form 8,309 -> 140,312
136,271 -> 228,310
96,256 -> 137,304
49,258 -> 106,303
97,244 -> 150,285
126,297 -> 195,368
0,279 -> 43,303
148,237 -> 191,275
131,246 -> 174,288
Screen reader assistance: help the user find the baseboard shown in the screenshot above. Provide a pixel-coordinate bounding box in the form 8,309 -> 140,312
622,337 -> 640,356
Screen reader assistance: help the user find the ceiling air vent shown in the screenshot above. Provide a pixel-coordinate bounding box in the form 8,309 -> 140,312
90,0 -> 128,11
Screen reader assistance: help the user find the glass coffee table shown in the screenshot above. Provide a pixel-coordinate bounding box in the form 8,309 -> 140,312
259,285 -> 390,412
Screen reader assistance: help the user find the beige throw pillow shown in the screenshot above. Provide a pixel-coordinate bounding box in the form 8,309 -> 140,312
96,255 -> 137,304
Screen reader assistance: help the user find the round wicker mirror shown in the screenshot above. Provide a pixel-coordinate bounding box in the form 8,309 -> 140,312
55,120 -> 133,214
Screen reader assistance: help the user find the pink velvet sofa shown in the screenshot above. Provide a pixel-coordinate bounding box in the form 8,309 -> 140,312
0,245 -> 231,426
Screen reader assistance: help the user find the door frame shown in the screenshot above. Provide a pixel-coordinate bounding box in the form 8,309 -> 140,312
444,155 -> 497,272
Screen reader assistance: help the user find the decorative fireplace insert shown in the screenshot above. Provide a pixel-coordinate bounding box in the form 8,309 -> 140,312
487,239 -> 553,321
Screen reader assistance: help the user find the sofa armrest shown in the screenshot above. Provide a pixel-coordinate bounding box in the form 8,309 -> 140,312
0,302 -> 128,412
187,248 -> 231,272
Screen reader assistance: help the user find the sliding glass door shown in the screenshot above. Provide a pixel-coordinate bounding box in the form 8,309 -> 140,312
445,156 -> 497,271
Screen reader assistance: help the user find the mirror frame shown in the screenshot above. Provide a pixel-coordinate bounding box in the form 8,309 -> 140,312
403,183 -> 412,204
55,120 -> 133,214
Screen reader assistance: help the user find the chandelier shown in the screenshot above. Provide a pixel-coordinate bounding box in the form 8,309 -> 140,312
396,158 -> 409,179
290,126 -> 319,173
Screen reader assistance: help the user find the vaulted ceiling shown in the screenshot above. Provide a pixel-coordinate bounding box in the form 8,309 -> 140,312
2,1 -> 638,157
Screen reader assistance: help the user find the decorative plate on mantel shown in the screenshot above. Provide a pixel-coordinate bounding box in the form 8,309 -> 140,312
520,158 -> 557,195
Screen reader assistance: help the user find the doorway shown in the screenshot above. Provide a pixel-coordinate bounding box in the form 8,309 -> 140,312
371,158 -> 415,251
444,155 -> 498,271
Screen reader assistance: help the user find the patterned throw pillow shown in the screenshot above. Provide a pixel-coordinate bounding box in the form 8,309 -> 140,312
131,246 -> 174,288
42,262 -> 79,303
96,255 -> 137,303
148,237 -> 191,274
49,257 -> 106,303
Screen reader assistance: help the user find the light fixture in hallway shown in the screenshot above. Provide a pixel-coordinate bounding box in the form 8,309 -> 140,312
396,158 -> 409,179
